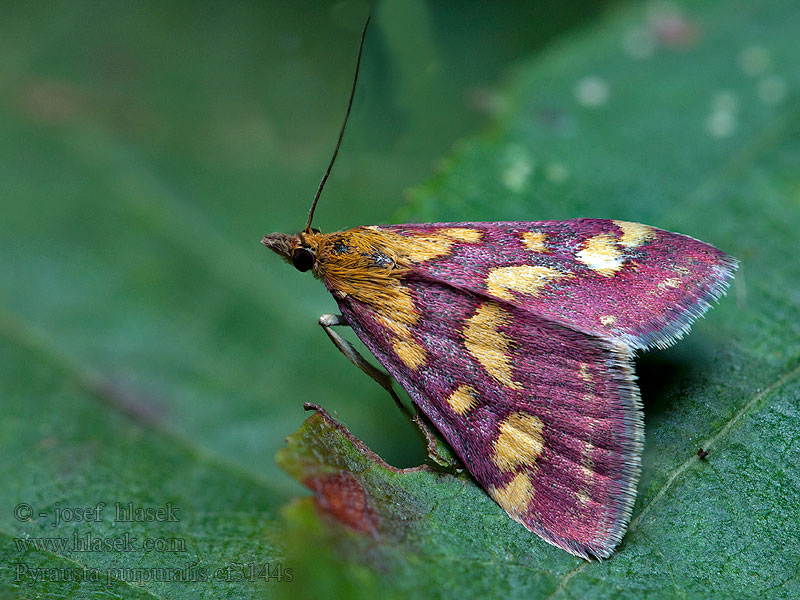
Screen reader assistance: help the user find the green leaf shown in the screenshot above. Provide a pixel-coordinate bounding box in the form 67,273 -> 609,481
276,0 -> 800,598
0,312 -> 284,598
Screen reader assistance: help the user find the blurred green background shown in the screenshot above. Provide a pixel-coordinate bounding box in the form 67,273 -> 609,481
0,0 -> 609,491
0,0 -> 611,597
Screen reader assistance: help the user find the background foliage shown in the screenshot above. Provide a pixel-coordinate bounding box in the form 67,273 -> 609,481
1,0 -> 798,598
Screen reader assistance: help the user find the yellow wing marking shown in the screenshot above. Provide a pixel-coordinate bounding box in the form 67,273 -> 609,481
576,234 -> 624,275
577,222 -> 654,276
463,302 -> 521,390
520,231 -> 548,252
446,385 -> 479,415
486,265 -> 568,301
492,412 -> 546,472
438,227 -> 483,243
613,220 -> 654,247
489,472 -> 534,518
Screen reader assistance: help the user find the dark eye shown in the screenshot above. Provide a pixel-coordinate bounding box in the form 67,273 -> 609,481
291,247 -> 315,272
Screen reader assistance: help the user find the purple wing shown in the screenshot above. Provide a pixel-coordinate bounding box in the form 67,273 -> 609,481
335,280 -> 642,559
321,219 -> 735,558
373,219 -> 737,350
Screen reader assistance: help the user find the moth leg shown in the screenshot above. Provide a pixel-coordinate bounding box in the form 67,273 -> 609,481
411,411 -> 463,472
319,314 -> 412,420
319,314 -> 460,470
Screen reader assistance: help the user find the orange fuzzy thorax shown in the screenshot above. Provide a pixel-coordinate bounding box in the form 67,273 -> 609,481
304,226 -> 467,317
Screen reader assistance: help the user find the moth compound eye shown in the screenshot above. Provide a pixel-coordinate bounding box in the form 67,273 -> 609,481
292,247 -> 315,272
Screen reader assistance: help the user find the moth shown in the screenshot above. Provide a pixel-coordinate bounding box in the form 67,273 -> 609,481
263,20 -> 737,559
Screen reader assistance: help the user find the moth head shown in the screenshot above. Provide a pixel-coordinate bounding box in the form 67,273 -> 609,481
262,19 -> 370,276
262,230 -> 321,273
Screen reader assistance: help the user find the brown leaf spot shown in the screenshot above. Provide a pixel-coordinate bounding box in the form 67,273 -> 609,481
304,472 -> 377,533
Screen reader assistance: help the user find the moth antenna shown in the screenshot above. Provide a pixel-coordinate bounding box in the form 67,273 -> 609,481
304,15 -> 371,233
